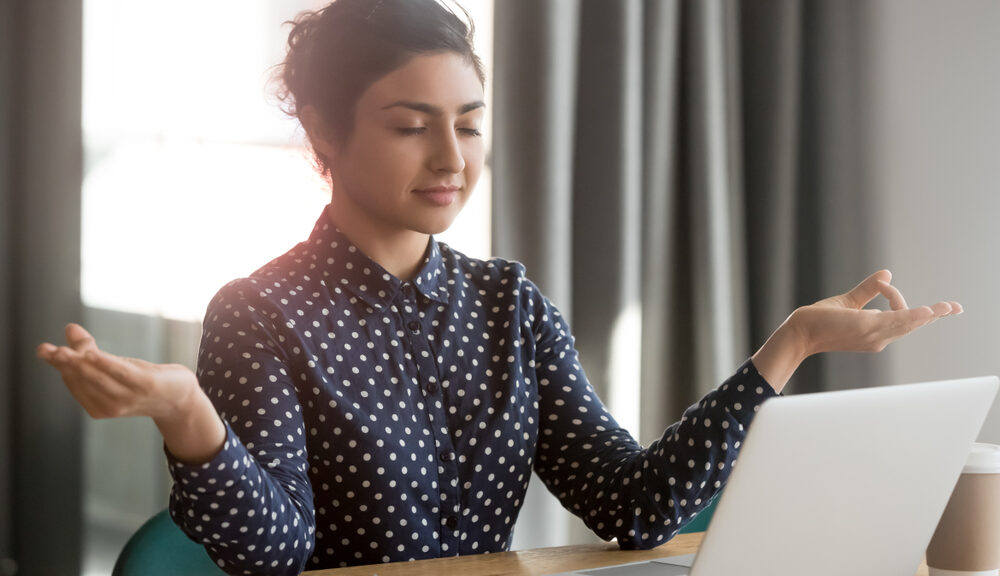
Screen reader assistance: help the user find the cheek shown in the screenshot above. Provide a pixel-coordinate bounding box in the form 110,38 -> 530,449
352,137 -> 419,188
462,137 -> 486,169
463,140 -> 486,175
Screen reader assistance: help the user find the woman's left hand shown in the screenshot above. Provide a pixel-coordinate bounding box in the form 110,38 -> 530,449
752,270 -> 962,393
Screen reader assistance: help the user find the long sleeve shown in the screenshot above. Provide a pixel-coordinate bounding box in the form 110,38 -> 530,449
526,281 -> 778,549
166,280 -> 316,575
159,206 -> 777,569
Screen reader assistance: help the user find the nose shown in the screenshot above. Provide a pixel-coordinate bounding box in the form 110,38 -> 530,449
430,130 -> 465,174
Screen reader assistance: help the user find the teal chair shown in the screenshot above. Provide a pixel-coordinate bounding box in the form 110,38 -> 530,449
112,509 -> 227,576
679,493 -> 720,534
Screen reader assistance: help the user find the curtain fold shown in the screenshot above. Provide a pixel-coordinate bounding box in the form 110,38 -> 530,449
492,0 -> 580,305
741,0 -> 802,340
0,0 -> 13,565
492,0 -> 582,548
570,0 -> 644,435
682,0 -> 747,398
637,0 -> 682,445
494,0 -> 881,548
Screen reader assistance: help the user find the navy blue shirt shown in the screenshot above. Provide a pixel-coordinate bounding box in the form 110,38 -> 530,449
166,207 -> 778,574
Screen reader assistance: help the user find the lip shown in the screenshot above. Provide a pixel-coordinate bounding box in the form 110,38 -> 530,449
413,185 -> 461,194
412,185 -> 461,207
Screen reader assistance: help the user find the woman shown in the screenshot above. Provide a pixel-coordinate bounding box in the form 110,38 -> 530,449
38,0 -> 960,573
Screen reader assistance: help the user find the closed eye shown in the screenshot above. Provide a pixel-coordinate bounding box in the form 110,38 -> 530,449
396,127 -> 482,137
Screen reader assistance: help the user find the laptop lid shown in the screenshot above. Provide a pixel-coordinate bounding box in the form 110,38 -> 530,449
555,376 -> 998,576
689,375 -> 998,576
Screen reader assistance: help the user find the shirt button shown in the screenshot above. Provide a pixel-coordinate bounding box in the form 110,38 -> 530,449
445,515 -> 458,529
407,320 -> 420,334
439,451 -> 455,462
425,382 -> 439,394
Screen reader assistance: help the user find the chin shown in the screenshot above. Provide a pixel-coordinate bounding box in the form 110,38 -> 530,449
407,211 -> 461,236
412,220 -> 454,236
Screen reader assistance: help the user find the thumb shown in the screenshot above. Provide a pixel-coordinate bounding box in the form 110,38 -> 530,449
65,323 -> 98,352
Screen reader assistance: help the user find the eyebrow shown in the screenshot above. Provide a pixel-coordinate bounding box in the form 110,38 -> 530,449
381,100 -> 486,116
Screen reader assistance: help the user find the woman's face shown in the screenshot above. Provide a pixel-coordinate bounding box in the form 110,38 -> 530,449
322,52 -> 486,237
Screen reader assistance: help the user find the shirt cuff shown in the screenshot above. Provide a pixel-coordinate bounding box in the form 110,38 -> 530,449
164,421 -> 251,498
714,359 -> 781,428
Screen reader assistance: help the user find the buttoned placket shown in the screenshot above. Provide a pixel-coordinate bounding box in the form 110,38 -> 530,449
397,281 -> 462,555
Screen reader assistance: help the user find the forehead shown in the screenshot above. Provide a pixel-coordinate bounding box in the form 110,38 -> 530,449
360,52 -> 484,112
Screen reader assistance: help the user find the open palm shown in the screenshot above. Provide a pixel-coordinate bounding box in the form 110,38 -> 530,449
37,323 -> 199,420
791,270 -> 960,356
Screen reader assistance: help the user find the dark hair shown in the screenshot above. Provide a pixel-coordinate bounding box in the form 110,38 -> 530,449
276,0 -> 485,177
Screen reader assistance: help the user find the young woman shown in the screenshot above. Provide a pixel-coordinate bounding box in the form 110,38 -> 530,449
38,0 -> 961,573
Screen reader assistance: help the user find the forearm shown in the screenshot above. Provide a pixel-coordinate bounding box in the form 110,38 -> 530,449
750,311 -> 809,395
154,384 -> 226,464
535,360 -> 777,548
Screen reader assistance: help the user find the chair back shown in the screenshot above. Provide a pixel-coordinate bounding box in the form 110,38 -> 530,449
112,509 -> 226,576
679,494 -> 719,534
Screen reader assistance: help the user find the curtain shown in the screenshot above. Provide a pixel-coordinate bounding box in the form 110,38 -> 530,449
494,0 -> 882,548
0,0 -> 14,565
1,1 -> 85,574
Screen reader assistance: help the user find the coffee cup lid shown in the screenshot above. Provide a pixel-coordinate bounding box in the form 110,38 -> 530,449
964,443 -> 1000,474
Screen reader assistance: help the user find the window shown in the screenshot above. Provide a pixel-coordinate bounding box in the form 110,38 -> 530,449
82,0 -> 494,322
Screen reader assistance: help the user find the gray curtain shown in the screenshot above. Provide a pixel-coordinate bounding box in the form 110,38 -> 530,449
494,0 -> 882,548
0,0 -> 13,567
1,1 -> 85,574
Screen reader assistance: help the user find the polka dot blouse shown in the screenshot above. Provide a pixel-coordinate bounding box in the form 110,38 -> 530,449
165,206 -> 778,574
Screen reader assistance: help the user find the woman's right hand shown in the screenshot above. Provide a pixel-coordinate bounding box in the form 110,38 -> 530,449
38,323 -> 226,463
751,270 -> 961,394
37,323 -> 199,421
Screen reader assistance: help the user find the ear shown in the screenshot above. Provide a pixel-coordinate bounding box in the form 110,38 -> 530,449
300,105 -> 339,163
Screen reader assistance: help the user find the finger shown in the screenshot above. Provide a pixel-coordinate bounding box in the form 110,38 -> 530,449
929,301 -> 953,317
36,342 -> 58,360
60,354 -> 138,417
46,345 -> 86,368
886,305 -> 933,332
916,304 -> 949,328
875,280 -> 908,311
843,270 -> 893,310
65,323 -> 99,353
880,304 -> 950,339
75,355 -> 134,402
62,370 -> 131,419
946,301 -> 964,315
59,374 -> 107,417
88,349 -> 154,390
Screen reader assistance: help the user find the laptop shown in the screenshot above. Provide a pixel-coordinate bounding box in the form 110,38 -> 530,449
554,375 -> 1000,576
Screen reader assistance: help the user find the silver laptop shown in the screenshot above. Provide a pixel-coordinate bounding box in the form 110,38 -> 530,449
554,376 -> 999,576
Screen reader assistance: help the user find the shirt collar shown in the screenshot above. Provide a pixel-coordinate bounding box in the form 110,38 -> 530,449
308,207 -> 451,310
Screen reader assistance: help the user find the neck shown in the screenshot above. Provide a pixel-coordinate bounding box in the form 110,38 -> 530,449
326,199 -> 429,282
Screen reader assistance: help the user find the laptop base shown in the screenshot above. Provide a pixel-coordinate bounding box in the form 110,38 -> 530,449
571,554 -> 696,576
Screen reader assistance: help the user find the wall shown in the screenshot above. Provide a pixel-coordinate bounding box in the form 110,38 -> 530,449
866,0 -> 1000,439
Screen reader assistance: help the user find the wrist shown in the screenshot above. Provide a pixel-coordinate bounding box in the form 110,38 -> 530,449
153,381 -> 226,465
150,368 -> 202,425
784,308 -> 814,359
751,313 -> 810,394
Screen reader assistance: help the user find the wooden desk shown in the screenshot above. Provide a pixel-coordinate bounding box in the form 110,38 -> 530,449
302,533 -> 931,575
